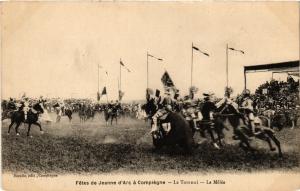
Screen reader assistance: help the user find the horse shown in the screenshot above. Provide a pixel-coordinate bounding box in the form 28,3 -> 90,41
144,99 -> 196,154
86,107 -> 95,121
215,102 -> 283,157
104,106 -> 119,125
187,117 -> 226,149
8,103 -> 44,137
1,100 -> 16,121
65,108 -> 73,122
2,109 -> 14,121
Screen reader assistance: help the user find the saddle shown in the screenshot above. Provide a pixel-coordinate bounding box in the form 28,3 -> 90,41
154,115 -> 172,139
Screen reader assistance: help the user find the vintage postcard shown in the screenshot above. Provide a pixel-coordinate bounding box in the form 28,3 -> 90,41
1,1 -> 300,191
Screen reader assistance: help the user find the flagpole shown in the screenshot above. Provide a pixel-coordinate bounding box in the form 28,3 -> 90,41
98,64 -> 100,92
147,52 -> 149,90
226,43 -> 229,88
119,58 -> 122,90
191,42 -> 194,87
97,64 -> 100,102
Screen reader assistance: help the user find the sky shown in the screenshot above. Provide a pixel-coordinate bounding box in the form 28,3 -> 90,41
1,2 -> 299,101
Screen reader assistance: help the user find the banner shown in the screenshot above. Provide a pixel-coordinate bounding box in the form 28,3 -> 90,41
118,90 -> 124,101
161,71 -> 175,89
101,87 -> 107,95
97,92 -> 100,101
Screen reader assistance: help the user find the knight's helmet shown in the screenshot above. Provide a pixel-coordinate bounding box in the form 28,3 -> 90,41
242,89 -> 251,97
203,91 -> 214,101
225,87 -> 233,98
146,88 -> 154,101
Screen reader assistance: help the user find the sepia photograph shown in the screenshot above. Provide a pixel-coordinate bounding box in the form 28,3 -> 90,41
1,2 -> 300,191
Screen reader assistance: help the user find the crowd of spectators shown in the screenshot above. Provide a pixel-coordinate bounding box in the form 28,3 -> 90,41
253,76 -> 299,110
245,76 -> 300,128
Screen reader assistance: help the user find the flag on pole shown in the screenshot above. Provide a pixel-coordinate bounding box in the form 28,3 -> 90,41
155,89 -> 160,97
97,92 -> 100,101
189,86 -> 199,99
193,45 -> 210,56
228,47 -> 245,54
161,71 -> 175,88
192,46 -> 200,51
118,90 -> 125,101
148,54 -> 163,61
120,60 -> 131,72
161,71 -> 178,93
101,87 -> 107,95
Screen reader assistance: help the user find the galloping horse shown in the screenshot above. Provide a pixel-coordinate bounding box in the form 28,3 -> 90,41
144,99 -> 196,154
215,102 -> 283,157
8,103 -> 44,137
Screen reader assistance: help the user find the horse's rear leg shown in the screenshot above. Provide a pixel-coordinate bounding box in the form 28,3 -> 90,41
33,122 -> 43,133
15,122 -> 22,136
236,128 -> 254,152
27,124 -> 32,137
267,132 -> 283,157
259,134 -> 276,151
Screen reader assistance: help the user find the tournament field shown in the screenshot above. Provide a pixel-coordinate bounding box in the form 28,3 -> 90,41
2,113 -> 300,174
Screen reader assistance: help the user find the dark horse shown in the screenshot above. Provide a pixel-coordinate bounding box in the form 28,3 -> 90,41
65,108 -> 73,122
104,106 -> 119,125
8,103 -> 44,137
144,99 -> 195,154
216,103 -> 283,157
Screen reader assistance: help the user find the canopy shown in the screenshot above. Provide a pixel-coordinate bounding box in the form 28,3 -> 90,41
243,60 -> 299,89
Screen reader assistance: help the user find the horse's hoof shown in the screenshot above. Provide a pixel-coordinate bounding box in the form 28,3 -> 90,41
30,136 -> 33,138
213,142 -> 220,149
16,133 -> 20,136
7,133 -> 10,135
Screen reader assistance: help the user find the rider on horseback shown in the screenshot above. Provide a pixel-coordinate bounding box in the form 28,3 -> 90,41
7,98 -> 17,110
201,92 -> 217,122
151,90 -> 175,137
182,98 -> 202,131
239,89 -> 259,136
20,96 -> 31,122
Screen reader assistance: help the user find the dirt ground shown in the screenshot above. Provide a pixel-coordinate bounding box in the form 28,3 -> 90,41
2,112 -> 300,174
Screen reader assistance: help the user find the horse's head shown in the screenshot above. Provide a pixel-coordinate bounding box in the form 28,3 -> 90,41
33,103 -> 44,114
144,99 -> 157,117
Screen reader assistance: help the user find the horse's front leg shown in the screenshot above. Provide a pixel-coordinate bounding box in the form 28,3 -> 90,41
291,120 -> 295,129
266,131 -> 283,157
257,133 -> 276,151
8,120 -> 15,134
207,126 -> 219,149
15,122 -> 22,136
